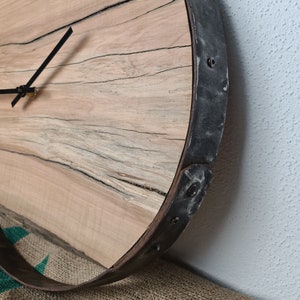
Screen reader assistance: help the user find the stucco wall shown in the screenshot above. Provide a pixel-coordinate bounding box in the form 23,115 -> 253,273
171,1 -> 300,299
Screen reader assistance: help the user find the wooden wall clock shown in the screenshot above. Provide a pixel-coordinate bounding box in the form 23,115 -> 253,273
0,0 -> 228,291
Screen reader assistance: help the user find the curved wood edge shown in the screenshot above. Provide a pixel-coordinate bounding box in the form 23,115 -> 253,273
0,0 -> 229,291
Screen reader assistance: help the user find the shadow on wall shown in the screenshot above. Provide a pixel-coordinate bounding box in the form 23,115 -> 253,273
170,1 -> 249,265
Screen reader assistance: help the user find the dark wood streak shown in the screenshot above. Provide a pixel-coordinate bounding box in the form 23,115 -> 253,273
0,0 -> 135,47
109,175 -> 167,197
151,65 -> 192,76
0,140 -> 167,197
111,0 -> 177,28
16,117 -> 170,138
113,127 -> 168,136
0,47 -> 191,77
166,138 -> 185,141
56,45 -> 191,68
61,143 -> 124,164
0,205 -> 104,271
116,143 -> 161,153
79,65 -> 191,85
83,74 -> 148,85
0,0 -> 179,48
0,147 -> 128,196
26,116 -> 83,122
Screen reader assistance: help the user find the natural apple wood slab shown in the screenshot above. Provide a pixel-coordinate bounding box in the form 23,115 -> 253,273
0,0 -> 192,268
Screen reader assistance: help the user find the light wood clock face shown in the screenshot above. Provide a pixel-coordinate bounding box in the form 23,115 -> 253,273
0,0 -> 191,266
0,0 -> 228,290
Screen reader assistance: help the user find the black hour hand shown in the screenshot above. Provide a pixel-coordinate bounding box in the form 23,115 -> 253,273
0,86 -> 36,95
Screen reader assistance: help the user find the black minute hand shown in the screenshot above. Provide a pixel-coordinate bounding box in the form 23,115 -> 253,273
11,27 -> 73,107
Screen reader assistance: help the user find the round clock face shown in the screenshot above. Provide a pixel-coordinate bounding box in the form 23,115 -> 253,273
0,1 -> 192,268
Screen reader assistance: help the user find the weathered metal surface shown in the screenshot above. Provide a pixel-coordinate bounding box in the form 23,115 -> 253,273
0,0 -> 228,291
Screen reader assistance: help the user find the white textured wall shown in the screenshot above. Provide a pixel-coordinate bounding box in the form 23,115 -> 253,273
171,0 -> 300,299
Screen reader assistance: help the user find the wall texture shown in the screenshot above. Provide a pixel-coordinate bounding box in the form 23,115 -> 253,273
171,0 -> 300,299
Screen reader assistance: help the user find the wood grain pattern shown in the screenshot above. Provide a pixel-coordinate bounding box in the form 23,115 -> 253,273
0,0 -> 192,267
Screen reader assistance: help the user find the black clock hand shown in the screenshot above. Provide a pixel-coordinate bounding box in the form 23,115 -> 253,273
0,86 -> 36,95
11,27 -> 73,107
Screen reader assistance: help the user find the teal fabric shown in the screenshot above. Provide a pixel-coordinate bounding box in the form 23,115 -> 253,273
3,226 -> 29,244
0,227 -> 49,293
0,269 -> 22,293
35,255 -> 49,274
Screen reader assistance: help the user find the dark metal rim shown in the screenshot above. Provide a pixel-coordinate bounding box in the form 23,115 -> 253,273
0,0 -> 228,291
